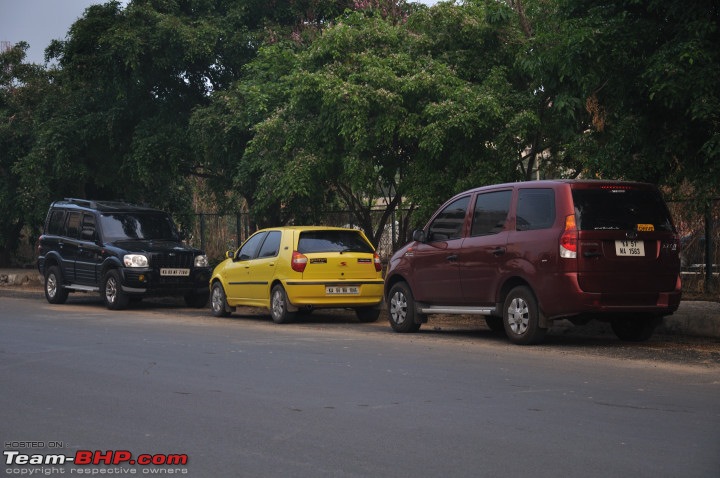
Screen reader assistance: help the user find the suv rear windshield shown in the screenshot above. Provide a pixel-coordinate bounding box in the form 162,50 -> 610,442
572,188 -> 674,232
100,213 -> 180,241
298,230 -> 374,254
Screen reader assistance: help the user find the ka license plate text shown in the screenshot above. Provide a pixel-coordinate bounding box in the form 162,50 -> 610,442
160,268 -> 190,276
326,285 -> 360,295
614,240 -> 645,257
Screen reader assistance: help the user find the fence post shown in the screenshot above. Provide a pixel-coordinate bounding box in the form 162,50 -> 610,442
236,213 -> 241,248
705,205 -> 714,291
199,213 -> 206,252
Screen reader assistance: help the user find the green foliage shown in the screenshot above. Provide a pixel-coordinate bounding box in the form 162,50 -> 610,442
1,0 -> 718,264
523,0 -> 720,199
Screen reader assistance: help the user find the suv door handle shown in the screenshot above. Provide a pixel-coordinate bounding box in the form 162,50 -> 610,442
491,247 -> 506,256
446,254 -> 458,262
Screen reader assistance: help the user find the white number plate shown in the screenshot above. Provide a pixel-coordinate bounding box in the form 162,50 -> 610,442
160,268 -> 190,276
326,286 -> 360,295
615,240 -> 645,257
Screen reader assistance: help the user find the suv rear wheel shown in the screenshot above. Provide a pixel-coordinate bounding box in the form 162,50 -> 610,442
44,266 -> 69,304
387,282 -> 422,333
102,270 -> 129,310
503,286 -> 547,345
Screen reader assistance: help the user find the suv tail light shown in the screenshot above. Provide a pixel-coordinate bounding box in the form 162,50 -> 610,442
291,251 -> 308,272
560,215 -> 578,259
374,253 -> 382,272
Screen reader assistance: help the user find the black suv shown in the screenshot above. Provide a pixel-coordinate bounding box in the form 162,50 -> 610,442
37,199 -> 211,309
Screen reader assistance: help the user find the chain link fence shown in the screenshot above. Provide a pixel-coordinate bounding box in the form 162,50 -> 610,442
181,200 -> 719,295
176,208 -> 418,266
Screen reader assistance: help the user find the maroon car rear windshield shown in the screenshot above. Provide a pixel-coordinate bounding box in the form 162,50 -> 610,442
572,188 -> 675,232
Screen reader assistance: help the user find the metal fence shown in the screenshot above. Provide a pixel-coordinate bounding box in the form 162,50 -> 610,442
176,208 -> 418,265
667,199 -> 719,293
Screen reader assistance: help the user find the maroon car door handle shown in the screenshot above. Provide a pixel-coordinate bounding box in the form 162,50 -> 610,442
491,247 -> 506,256
446,254 -> 458,262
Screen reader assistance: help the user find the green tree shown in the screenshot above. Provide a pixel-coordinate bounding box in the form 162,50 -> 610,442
236,1 -> 542,243
0,42 -> 53,265
520,0 -> 720,199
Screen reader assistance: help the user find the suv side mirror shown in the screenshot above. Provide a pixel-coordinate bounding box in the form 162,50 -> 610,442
412,229 -> 427,243
225,250 -> 235,260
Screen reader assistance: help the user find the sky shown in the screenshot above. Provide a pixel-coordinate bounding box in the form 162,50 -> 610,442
0,0 -> 100,64
1,0 -> 438,65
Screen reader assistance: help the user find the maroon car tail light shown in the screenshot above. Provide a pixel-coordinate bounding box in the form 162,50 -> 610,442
291,251 -> 308,272
560,214 -> 578,259
374,253 -> 382,272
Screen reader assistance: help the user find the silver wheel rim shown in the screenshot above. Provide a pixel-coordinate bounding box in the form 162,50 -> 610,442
47,274 -> 57,298
211,286 -> 224,312
507,297 -> 529,335
271,289 -> 284,319
105,277 -> 118,304
390,290 -> 407,325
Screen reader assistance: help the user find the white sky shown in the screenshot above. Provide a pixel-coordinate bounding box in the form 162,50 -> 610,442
0,0 -> 100,64
1,0 -> 439,65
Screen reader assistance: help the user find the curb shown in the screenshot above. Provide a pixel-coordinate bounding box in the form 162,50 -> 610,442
2,269 -> 719,339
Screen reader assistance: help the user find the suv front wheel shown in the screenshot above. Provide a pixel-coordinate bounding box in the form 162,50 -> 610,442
44,266 -> 69,304
102,270 -> 129,310
503,286 -> 547,345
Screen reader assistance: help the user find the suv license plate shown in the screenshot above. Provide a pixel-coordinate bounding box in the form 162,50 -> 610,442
615,240 -> 645,257
160,268 -> 190,276
326,286 -> 360,295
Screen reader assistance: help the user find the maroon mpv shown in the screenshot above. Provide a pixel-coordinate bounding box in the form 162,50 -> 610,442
384,180 -> 682,344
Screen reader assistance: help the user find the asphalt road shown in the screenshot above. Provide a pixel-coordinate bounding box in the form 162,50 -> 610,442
1,293 -> 719,477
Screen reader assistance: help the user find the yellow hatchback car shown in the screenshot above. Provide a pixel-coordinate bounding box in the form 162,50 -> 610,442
209,226 -> 385,323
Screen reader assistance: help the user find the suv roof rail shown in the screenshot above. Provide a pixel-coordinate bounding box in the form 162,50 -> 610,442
60,198 -> 147,210
62,198 -> 97,208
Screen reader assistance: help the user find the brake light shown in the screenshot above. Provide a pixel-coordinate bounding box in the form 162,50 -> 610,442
560,215 -> 578,259
291,251 -> 308,272
374,253 -> 382,272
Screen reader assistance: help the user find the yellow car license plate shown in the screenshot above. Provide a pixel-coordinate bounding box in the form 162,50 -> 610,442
326,286 -> 360,295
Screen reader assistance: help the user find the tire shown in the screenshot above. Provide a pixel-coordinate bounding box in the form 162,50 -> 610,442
355,306 -> 381,323
44,266 -> 69,304
387,282 -> 422,333
270,284 -> 295,324
210,282 -> 232,317
503,286 -> 546,345
102,269 -> 129,310
185,290 -> 209,308
484,316 -> 506,335
611,316 -> 659,342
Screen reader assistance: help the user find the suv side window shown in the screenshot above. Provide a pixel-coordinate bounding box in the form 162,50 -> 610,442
65,212 -> 83,239
427,197 -> 470,241
81,214 -> 96,241
471,190 -> 512,236
257,231 -> 281,258
516,189 -> 556,231
236,231 -> 268,261
47,210 -> 66,235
